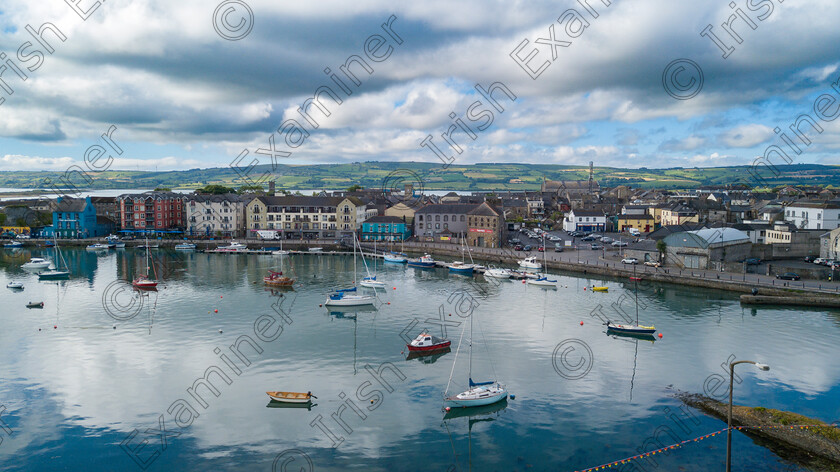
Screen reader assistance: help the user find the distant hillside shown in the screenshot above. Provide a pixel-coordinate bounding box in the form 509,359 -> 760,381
0,162 -> 838,191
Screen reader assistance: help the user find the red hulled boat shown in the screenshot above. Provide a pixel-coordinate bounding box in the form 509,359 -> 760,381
407,333 -> 451,352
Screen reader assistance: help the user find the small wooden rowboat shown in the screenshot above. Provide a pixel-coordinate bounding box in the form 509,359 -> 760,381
629,277 -> 642,282
266,391 -> 316,403
26,301 -> 44,308
591,286 -> 609,292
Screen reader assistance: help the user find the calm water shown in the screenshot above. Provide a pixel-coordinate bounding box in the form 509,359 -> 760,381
1,248 -> 839,471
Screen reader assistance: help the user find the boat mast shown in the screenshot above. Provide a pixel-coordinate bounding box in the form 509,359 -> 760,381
468,306 -> 473,384
353,231 -> 357,285
634,263 -> 639,325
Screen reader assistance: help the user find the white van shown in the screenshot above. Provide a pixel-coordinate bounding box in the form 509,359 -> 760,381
628,228 -> 641,237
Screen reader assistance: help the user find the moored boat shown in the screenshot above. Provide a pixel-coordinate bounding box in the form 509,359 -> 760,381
7,282 -> 24,289
407,254 -> 436,268
360,275 -> 386,288
447,261 -> 476,274
266,391 -> 316,403
606,320 -> 656,335
483,268 -> 512,279
38,236 -> 70,280
133,237 -> 158,290
407,332 -> 451,352
216,241 -> 246,252
324,287 -> 377,307
86,243 -> 110,250
22,257 -> 51,270
591,286 -> 608,292
308,247 -> 323,253
264,270 -> 295,287
175,242 -> 196,250
26,301 -> 44,308
527,275 -> 558,287
383,252 -> 408,263
518,256 -> 542,270
4,241 -> 23,248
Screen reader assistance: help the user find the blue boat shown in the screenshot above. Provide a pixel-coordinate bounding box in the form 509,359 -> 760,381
383,251 -> 408,263
447,261 -> 476,275
407,254 -> 436,268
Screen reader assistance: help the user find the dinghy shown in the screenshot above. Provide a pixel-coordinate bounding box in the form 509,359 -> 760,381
265,391 -> 316,404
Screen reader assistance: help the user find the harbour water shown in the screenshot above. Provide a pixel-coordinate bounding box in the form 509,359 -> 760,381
1,248 -> 839,471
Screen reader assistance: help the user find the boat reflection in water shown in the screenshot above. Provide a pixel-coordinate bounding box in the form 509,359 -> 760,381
266,401 -> 317,411
405,347 -> 451,364
325,304 -> 377,319
606,330 -> 657,343
443,398 -> 508,471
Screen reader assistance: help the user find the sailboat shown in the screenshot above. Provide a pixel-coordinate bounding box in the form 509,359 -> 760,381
448,237 -> 477,275
383,237 -> 408,263
133,236 -> 158,290
444,309 -> 507,408
407,253 -> 436,268
527,235 -> 557,287
360,239 -> 385,288
271,235 -> 289,255
605,265 -> 656,335
325,233 -> 377,307
38,235 -> 70,280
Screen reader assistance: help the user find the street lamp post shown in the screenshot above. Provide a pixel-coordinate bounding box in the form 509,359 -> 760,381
726,360 -> 770,472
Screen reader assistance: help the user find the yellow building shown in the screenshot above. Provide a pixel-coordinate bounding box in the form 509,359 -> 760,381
660,205 -> 699,227
617,215 -> 655,233
384,202 -> 416,224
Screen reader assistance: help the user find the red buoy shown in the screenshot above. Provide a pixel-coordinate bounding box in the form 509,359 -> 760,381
214,309 -> 218,313
54,325 -> 57,329
580,321 -> 584,326
393,287 -> 396,290
658,333 -> 663,338
445,407 -> 451,412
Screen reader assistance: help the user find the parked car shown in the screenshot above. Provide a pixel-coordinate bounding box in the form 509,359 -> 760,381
775,272 -> 800,281
514,245 -> 523,251
601,237 -> 613,243
814,258 -> 829,265
554,243 -> 564,252
644,261 -> 661,267
581,235 -> 597,241
15,234 -> 30,239
523,245 -> 532,251
611,241 -> 628,247
622,258 -> 639,264
537,246 -> 545,252
804,255 -> 817,263
549,236 -> 561,242
590,243 -> 603,250
744,258 -> 761,265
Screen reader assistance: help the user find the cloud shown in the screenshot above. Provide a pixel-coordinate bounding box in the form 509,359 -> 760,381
719,124 -> 774,148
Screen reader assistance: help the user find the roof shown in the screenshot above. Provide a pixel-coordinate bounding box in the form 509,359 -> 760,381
414,203 -> 479,215
618,214 -> 654,220
468,202 -> 501,217
185,193 -> 246,203
665,228 -> 750,248
251,195 -> 364,207
55,197 -> 88,213
786,201 -> 840,209
648,223 -> 706,240
569,209 -> 605,217
364,215 -> 405,224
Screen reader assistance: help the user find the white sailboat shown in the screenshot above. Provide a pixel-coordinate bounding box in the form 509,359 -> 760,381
606,265 -> 656,335
272,235 -> 289,255
325,233 -> 377,307
383,236 -> 408,263
360,239 -> 385,288
22,257 -> 51,270
38,235 -> 70,280
444,309 -> 507,408
448,237 -> 477,274
527,235 -> 557,287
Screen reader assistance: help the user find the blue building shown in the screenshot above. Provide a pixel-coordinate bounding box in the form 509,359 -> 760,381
53,196 -> 113,238
361,215 -> 410,241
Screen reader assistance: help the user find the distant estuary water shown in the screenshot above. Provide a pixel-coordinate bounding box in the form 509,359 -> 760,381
1,248 -> 839,471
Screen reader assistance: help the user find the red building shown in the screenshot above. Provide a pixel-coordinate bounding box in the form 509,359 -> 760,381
116,192 -> 185,233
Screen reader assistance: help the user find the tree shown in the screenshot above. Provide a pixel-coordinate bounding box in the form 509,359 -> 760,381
346,184 -> 363,192
0,213 -> 6,225
238,184 -> 265,194
154,187 -> 172,192
656,240 -> 667,261
197,184 -> 235,195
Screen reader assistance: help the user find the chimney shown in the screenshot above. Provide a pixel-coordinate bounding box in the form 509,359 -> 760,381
268,181 -> 275,196
404,183 -> 413,197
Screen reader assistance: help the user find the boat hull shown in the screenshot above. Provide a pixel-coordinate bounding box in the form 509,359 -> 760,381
266,391 -> 313,403
324,296 -> 376,307
38,271 -> 69,280
407,261 -> 435,268
591,286 -> 608,292
22,262 -> 51,270
606,323 -> 656,335
360,280 -> 385,288
445,386 -> 508,408
407,341 -> 451,352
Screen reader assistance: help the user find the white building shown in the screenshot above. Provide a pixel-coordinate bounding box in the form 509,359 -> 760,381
563,209 -> 606,232
784,202 -> 840,230
184,194 -> 246,237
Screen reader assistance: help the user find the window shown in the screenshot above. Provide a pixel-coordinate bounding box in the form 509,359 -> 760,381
435,215 -> 440,221
460,215 -> 465,222
418,215 -> 423,221
418,223 -> 423,229
443,215 -> 449,222
435,223 -> 440,229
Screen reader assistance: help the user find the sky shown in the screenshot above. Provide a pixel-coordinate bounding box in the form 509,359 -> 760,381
1,0 -> 840,172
